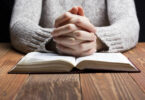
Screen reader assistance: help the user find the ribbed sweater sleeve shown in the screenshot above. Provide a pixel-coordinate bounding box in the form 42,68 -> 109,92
10,0 -> 53,53
96,0 -> 140,52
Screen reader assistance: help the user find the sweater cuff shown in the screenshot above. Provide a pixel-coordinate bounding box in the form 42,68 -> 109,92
96,27 -> 125,52
30,28 -> 54,52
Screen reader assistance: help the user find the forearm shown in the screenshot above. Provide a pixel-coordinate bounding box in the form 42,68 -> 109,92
10,0 -> 55,53
10,18 -> 53,53
95,0 -> 139,52
95,18 -> 139,52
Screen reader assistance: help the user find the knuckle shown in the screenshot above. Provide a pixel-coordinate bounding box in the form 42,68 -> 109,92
64,12 -> 71,19
69,38 -> 76,45
82,16 -> 89,22
67,24 -> 75,30
76,18 -> 82,24
75,31 -> 82,38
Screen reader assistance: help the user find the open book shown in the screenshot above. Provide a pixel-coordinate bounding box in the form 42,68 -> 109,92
9,52 -> 139,73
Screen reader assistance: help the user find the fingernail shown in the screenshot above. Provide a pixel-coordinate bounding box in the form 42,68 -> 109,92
71,38 -> 76,41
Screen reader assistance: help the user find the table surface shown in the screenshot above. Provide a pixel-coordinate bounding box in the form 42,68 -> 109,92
0,43 -> 145,100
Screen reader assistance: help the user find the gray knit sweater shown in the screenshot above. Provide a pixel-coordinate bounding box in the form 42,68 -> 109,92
10,0 -> 139,53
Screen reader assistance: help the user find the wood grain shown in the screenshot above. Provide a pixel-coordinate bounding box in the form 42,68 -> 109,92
80,43 -> 145,100
0,43 -> 145,100
0,43 -> 11,69
124,43 -> 145,93
0,43 -> 29,100
0,74 -> 28,100
80,73 -> 145,100
15,74 -> 81,100
0,49 -> 24,74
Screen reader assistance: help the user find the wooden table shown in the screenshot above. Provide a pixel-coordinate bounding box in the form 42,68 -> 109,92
0,43 -> 145,100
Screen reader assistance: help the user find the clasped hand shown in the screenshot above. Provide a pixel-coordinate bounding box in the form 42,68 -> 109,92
51,7 -> 97,57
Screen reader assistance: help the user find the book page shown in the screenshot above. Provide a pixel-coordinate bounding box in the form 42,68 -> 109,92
76,53 -> 135,68
18,52 -> 76,66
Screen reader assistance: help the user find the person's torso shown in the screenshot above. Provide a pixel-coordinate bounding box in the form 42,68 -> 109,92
39,0 -> 109,28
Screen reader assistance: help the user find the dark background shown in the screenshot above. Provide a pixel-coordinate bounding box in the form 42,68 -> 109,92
0,0 -> 145,42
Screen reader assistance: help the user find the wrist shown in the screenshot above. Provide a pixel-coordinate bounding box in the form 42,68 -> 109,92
96,36 -> 108,51
45,38 -> 57,52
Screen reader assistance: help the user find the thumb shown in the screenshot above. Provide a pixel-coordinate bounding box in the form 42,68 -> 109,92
77,6 -> 85,16
68,6 -> 78,14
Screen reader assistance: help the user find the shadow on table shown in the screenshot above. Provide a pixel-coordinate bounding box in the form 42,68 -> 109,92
8,68 -> 140,74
